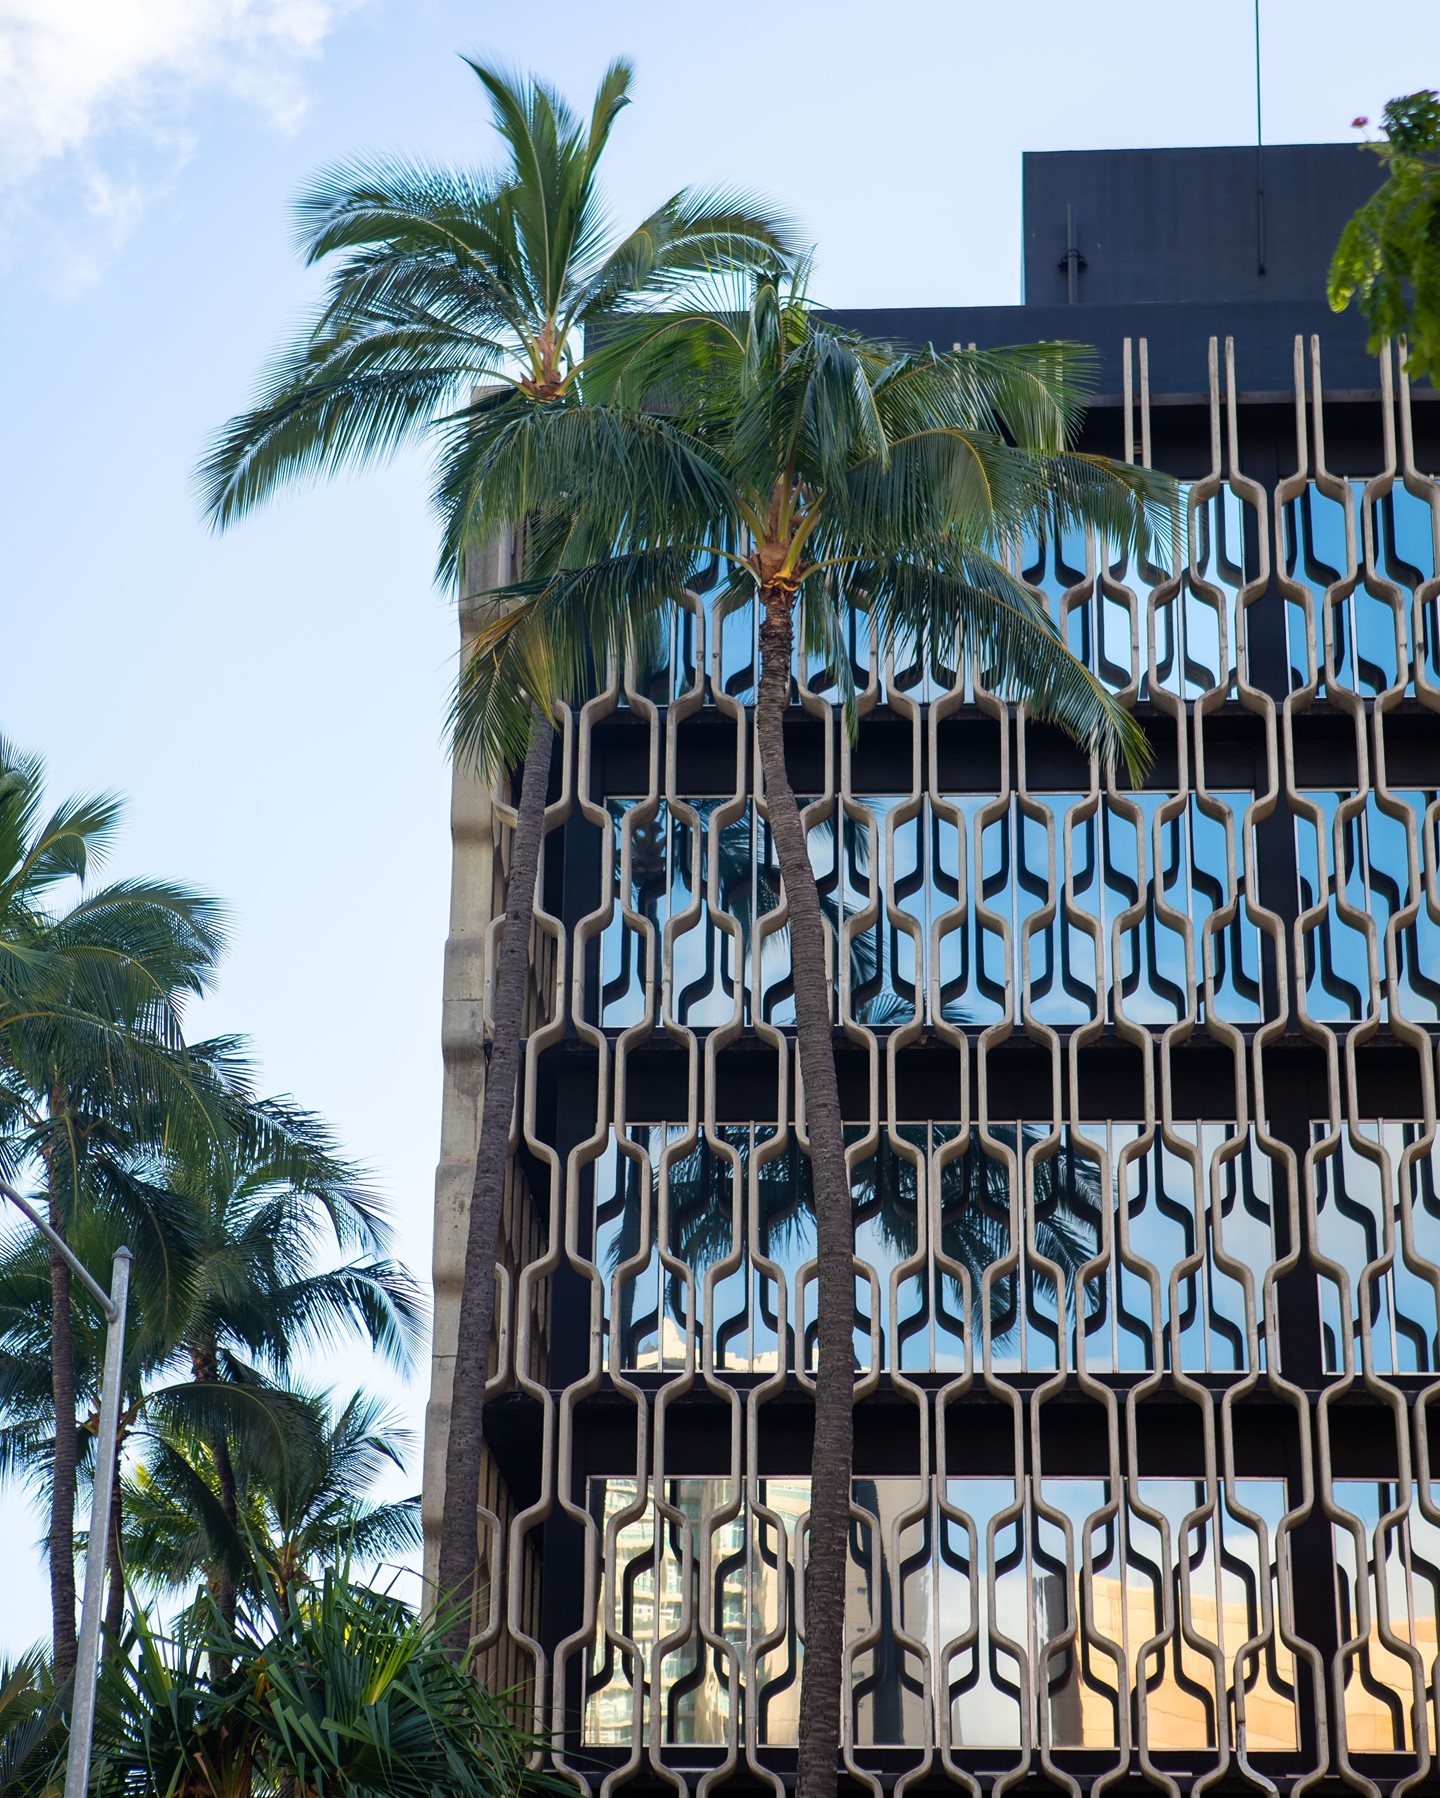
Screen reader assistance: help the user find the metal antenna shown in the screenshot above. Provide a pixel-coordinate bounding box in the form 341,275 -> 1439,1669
1255,0 -> 1267,275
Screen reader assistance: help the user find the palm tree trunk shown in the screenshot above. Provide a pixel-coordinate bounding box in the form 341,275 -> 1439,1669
212,1432 -> 239,1526
48,1240 -> 79,1680
755,592 -> 854,1798
191,1339 -> 240,1633
104,1434 -> 124,1644
437,711 -> 554,1659
210,1432 -> 240,1630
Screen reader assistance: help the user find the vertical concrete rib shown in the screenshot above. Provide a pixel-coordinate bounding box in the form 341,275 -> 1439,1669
421,530 -> 515,1598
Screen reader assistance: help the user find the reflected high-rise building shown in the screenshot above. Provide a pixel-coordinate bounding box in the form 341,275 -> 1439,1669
423,143 -> 1440,1789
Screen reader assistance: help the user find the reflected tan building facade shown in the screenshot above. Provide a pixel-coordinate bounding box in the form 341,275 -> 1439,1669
423,145 -> 1440,1792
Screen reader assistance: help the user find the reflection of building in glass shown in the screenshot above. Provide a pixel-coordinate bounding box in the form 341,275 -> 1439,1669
1333,1481 -> 1440,1752
581,1476 -> 1306,1754
423,143 -> 1440,1789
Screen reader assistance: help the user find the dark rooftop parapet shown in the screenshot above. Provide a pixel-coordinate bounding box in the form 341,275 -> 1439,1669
823,299 -> 1384,400
1021,143 -> 1383,307
827,144 -> 1397,399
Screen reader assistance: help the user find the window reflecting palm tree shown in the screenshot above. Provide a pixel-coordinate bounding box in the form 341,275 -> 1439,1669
604,824 -> 1099,1363
604,1124 -> 1100,1369
607,795 -> 915,1031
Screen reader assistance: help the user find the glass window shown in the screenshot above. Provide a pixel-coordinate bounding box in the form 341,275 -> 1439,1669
591,1121 -> 1281,1377
581,1474 -> 1297,1753
596,790 -> 1267,1032
1331,1480 -> 1440,1753
1282,481 -> 1438,697
1295,791 -> 1440,1024
1312,1121 -> 1440,1374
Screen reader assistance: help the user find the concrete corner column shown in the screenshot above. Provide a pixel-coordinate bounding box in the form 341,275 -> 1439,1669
420,529 -> 517,1598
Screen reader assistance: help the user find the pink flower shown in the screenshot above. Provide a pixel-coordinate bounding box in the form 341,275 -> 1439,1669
1352,115 -> 1369,128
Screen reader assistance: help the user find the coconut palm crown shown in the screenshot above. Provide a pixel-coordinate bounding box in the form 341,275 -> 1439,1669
198,56 -> 795,615
118,1388 -> 421,1623
451,267 -> 1175,773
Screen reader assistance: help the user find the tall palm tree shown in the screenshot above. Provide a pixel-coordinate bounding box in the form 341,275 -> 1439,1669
0,1115 -> 422,1643
0,740 -> 231,1678
454,273 -> 1173,1798
156,1108 -> 422,1628
119,1389 -> 420,1623
197,59 -> 793,1653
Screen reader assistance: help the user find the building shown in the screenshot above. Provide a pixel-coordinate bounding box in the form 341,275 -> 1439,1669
422,141 -> 1440,1792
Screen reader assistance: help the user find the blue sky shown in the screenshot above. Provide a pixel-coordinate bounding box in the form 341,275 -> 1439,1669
0,0 -> 1430,1653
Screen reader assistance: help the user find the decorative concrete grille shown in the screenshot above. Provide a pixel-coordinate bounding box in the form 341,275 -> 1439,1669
423,334 -> 1440,1794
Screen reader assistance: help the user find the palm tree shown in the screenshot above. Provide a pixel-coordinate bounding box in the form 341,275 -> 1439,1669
0,1116 -> 423,1644
119,1389 -> 420,1622
197,59 -> 793,1652
454,273 -> 1173,1798
0,740 -> 230,1678
152,1109 -> 422,1628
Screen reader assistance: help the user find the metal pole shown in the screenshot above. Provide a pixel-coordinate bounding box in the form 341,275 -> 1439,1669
0,1178 -> 114,1315
1254,0 -> 1267,275
62,1244 -> 130,1798
0,1181 -> 131,1798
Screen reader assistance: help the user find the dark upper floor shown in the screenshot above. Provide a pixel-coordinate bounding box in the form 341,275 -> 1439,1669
829,142 -> 1397,399
1020,142 -> 1382,307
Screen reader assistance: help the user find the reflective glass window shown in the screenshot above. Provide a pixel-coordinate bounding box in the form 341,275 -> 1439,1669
582,1475 -> 1296,1752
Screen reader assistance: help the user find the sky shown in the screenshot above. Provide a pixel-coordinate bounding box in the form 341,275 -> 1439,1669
0,0 -> 1431,1654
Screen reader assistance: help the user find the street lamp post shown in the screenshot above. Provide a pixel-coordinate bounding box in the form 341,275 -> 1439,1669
0,1176 -> 131,1798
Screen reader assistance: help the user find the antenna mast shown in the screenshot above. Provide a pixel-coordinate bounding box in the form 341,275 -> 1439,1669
1255,0 -> 1267,275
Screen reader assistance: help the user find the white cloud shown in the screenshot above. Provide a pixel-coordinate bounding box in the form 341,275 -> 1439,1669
0,0 -> 353,278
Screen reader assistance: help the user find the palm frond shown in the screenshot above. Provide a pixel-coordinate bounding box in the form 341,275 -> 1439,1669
450,544 -> 697,773
857,550 -> 1152,780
